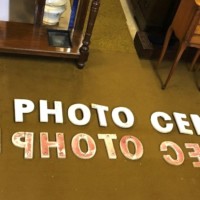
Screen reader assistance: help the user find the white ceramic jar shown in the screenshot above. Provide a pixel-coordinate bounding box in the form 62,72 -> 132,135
43,4 -> 66,25
46,0 -> 67,6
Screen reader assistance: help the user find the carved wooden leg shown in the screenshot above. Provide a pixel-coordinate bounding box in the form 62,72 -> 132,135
162,42 -> 186,89
191,49 -> 200,71
158,26 -> 173,66
77,0 -> 100,68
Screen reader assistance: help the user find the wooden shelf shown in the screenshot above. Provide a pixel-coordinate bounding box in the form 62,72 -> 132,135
0,21 -> 82,58
0,0 -> 101,68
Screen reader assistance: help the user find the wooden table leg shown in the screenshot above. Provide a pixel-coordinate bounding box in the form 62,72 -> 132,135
158,26 -> 173,66
191,49 -> 200,71
77,0 -> 100,68
162,42 -> 187,89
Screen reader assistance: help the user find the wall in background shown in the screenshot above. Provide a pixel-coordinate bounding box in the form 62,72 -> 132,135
0,0 -> 9,21
9,0 -> 35,23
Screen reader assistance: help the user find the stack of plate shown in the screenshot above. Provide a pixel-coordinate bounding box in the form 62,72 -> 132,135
43,0 -> 67,25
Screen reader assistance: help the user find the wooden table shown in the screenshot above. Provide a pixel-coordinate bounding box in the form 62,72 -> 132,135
0,0 -> 100,68
158,0 -> 200,89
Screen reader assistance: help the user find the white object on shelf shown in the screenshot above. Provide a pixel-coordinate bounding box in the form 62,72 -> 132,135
46,0 -> 67,6
43,4 -> 66,25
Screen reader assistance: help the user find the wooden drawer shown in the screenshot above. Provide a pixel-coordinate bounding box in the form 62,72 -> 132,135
190,34 -> 200,45
190,25 -> 200,45
194,25 -> 200,34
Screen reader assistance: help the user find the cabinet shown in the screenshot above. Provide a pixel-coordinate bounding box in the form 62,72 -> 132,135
130,0 -> 180,32
0,0 -> 100,68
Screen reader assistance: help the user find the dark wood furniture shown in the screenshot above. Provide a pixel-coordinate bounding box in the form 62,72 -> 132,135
0,0 -> 100,68
130,0 -> 180,32
131,0 -> 181,60
158,0 -> 200,89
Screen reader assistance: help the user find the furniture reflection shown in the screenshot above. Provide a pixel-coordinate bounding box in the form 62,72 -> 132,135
0,0 -> 100,68
158,0 -> 200,89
